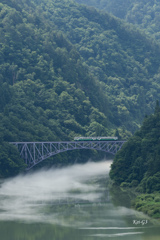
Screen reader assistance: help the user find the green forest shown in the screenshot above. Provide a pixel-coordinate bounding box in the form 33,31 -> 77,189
0,0 -> 160,181
76,0 -> 160,218
110,101 -> 160,192
76,0 -> 160,41
110,101 -> 160,218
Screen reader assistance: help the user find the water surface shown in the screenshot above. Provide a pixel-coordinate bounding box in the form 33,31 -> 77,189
0,160 -> 159,239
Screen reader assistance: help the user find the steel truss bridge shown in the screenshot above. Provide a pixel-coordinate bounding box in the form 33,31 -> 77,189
10,141 -> 126,170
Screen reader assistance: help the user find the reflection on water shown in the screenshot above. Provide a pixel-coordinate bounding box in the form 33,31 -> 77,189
0,160 -> 160,240
0,161 -> 111,223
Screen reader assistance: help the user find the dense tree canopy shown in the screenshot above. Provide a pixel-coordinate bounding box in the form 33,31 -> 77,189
110,102 -> 160,194
1,0 -> 160,177
75,0 -> 160,41
37,0 -> 160,131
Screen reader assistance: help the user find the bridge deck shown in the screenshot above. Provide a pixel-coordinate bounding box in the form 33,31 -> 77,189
10,141 -> 126,170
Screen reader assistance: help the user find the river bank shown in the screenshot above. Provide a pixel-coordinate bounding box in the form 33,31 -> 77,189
132,192 -> 160,220
110,182 -> 160,223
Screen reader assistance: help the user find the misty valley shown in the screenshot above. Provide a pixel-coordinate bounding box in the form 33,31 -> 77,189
0,0 -> 160,239
0,161 -> 160,240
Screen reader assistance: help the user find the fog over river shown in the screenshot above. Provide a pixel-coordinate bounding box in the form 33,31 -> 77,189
0,160 -> 159,240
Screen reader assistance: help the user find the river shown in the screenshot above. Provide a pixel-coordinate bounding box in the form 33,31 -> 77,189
0,160 -> 159,240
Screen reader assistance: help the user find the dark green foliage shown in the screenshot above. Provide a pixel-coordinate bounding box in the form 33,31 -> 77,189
1,0 -> 160,177
0,0 -> 112,177
0,141 -> 26,177
75,0 -> 160,41
133,193 -> 160,219
37,0 -> 160,131
110,102 -> 160,194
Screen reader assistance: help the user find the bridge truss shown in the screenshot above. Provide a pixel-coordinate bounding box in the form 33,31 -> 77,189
10,141 -> 125,170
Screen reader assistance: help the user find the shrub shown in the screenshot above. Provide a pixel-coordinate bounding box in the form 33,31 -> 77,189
144,194 -> 154,201
135,201 -> 143,209
120,182 -> 130,188
131,180 -> 139,187
154,196 -> 160,202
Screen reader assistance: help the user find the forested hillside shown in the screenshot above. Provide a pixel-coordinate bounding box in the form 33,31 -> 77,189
0,0 -> 111,177
75,0 -> 160,40
110,102 -> 160,218
1,0 -> 160,177
110,101 -> 160,193
32,0 -> 160,131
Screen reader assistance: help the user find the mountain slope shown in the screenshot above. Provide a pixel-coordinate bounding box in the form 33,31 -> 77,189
110,101 -> 160,192
109,102 -> 160,218
0,0 -> 112,177
75,0 -> 160,41
1,0 -> 160,176
37,0 -> 160,131
2,0 -> 160,131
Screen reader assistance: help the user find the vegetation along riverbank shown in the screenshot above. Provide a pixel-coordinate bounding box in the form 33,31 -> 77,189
110,101 -> 160,219
1,2 -> 160,224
